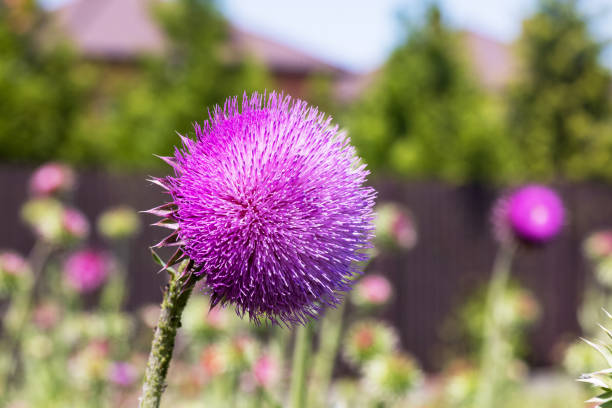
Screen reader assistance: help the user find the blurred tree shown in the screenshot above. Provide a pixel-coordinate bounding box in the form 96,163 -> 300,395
305,73 -> 339,118
509,0 -> 612,180
345,6 -> 515,183
64,0 -> 269,169
0,0 -> 87,163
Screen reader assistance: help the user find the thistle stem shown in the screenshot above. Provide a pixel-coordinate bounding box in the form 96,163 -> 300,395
139,262 -> 197,408
309,302 -> 346,406
1,240 -> 52,403
289,323 -> 313,408
474,241 -> 517,408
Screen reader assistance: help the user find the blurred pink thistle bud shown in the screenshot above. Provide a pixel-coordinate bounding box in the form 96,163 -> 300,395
33,301 -> 61,330
63,250 -> 111,293
200,345 -> 225,378
62,208 -> 89,240
0,251 -> 30,293
253,354 -> 278,388
97,206 -> 141,240
29,162 -> 75,196
375,203 -> 417,250
108,362 -> 137,388
362,352 -> 422,399
352,274 -> 392,307
344,320 -> 398,367
0,251 -> 29,276
492,185 -> 564,244
584,230 -> 612,260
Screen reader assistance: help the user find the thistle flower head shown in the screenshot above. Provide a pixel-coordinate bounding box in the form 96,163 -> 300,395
62,207 -> 90,240
492,185 -> 564,244
352,274 -> 392,307
97,206 -> 141,240
584,230 -> 612,261
343,320 -> 398,367
375,203 -> 417,250
21,199 -> 89,243
362,352 -> 422,400
0,251 -> 29,277
0,250 -> 30,294
149,92 -> 376,325
33,301 -> 61,331
29,162 -> 75,196
63,249 -> 111,293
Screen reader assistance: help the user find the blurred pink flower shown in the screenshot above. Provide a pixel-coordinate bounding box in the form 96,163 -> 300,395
63,208 -> 89,240
29,163 -> 75,196
391,211 -> 416,249
585,230 -> 612,260
33,301 -> 61,330
492,185 -> 564,244
375,203 -> 417,250
108,362 -> 137,387
63,250 -> 110,293
206,306 -> 228,329
354,274 -> 392,306
253,355 -> 278,388
0,251 -> 29,276
200,345 -> 224,377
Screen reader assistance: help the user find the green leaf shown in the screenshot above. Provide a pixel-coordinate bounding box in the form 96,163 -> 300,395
582,338 -> 612,367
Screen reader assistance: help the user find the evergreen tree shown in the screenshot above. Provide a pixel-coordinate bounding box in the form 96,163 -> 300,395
346,6 -> 512,183
0,0 -> 86,163
509,0 -> 612,180
67,0 -> 269,169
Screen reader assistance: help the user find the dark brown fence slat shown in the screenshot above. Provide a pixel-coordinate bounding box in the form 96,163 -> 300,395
2,166 -> 611,370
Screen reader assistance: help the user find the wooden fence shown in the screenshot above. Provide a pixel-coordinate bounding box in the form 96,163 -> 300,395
3,165 -> 612,369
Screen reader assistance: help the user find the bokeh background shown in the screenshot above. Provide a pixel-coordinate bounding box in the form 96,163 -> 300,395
3,0 -> 612,407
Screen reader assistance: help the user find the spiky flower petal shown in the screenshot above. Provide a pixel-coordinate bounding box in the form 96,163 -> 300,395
149,92 -> 376,325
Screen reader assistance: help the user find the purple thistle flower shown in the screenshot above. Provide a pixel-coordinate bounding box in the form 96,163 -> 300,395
148,92 -> 376,325
493,185 -> 564,244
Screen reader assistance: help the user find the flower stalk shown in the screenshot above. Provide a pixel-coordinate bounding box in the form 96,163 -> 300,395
473,241 -> 516,408
289,323 -> 313,408
139,261 -> 199,408
309,302 -> 346,406
2,240 -> 52,400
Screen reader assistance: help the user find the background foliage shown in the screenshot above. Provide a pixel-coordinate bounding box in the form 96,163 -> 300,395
1,0 -> 612,178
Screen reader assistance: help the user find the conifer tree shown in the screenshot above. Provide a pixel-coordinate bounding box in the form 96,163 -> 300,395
509,0 -> 612,180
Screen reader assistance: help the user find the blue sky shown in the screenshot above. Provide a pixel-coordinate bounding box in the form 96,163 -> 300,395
41,0 -> 612,73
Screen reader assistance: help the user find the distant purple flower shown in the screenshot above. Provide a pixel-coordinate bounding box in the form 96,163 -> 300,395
252,354 -> 278,388
149,92 -> 376,325
108,362 -> 137,388
62,208 -> 89,240
353,274 -> 392,306
584,230 -> 612,260
493,185 -> 564,244
64,250 -> 110,293
0,251 -> 29,276
29,162 -> 75,196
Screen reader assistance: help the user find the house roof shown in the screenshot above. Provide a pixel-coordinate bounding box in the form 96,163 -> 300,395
56,0 -> 166,60
54,0 -> 348,76
229,27 -> 347,76
53,0 -> 516,96
462,31 -> 515,91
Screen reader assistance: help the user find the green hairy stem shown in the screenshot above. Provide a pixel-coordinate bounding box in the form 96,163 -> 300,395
473,242 -> 517,408
289,323 -> 313,408
139,262 -> 198,408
